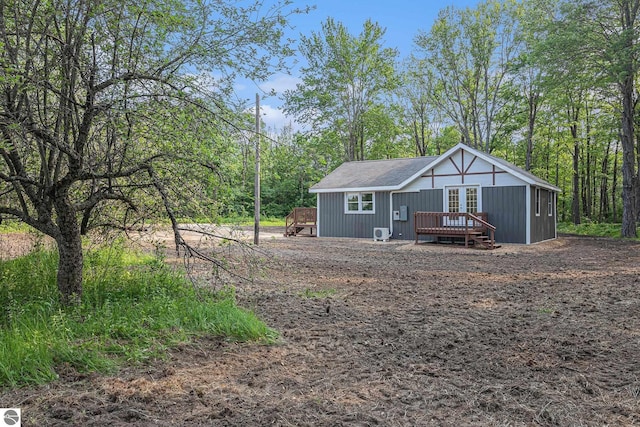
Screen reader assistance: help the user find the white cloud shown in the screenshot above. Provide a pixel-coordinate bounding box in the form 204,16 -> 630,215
259,104 -> 287,129
261,104 -> 299,131
246,102 -> 303,132
251,74 -> 305,132
258,73 -> 302,95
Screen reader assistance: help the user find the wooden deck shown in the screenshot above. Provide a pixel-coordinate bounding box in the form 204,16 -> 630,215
285,207 -> 317,237
414,212 -> 498,249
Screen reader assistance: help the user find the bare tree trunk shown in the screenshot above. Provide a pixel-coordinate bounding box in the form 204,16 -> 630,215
524,90 -> 539,171
621,82 -> 637,237
613,137 -> 620,222
581,146 -> 588,219
413,119 -> 427,156
599,141 -> 611,221
635,127 -> 640,222
592,151 -> 597,220
359,121 -> 365,161
572,135 -> 581,225
347,125 -> 357,161
554,128 -> 565,222
569,104 -> 581,225
54,194 -> 83,305
619,1 -> 638,237
584,103 -> 592,219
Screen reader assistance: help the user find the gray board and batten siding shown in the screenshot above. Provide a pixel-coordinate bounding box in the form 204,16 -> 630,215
530,188 -> 557,243
319,185 -> 548,244
481,186 -> 527,243
392,187 -> 527,243
392,190 -> 443,241
318,192 -> 390,238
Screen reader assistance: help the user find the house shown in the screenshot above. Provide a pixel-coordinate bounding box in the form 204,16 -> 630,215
308,143 -> 560,244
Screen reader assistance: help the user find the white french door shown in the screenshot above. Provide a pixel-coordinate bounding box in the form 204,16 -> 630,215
446,186 -> 479,214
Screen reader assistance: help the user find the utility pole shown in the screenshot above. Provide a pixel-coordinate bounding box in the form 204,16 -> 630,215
254,93 -> 260,245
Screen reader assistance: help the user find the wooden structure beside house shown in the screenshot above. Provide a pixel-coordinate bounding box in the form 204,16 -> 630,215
413,211 -> 497,249
285,207 -> 317,237
308,143 -> 559,245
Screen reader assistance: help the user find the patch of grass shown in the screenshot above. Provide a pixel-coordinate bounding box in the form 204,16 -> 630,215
0,220 -> 33,233
557,222 -> 639,238
219,216 -> 285,227
299,288 -> 337,299
159,216 -> 286,227
0,243 -> 276,387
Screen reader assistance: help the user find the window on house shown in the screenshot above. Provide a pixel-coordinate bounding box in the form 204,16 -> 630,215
535,187 -> 541,216
345,192 -> 375,213
548,191 -> 553,216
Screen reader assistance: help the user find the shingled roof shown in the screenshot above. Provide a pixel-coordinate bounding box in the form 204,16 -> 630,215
310,156 -> 438,192
309,143 -> 560,193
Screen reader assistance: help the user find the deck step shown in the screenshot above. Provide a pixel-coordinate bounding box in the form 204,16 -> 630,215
471,235 -> 498,250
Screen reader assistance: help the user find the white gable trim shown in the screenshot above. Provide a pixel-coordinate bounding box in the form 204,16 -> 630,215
394,162 -> 442,190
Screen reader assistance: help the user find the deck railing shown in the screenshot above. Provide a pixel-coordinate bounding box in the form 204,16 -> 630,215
414,212 -> 496,248
285,207 -> 317,237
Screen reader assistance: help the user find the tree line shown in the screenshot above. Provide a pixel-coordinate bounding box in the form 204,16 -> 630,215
257,0 -> 639,238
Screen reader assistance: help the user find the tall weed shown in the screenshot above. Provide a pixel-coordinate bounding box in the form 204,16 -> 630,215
0,243 -> 275,387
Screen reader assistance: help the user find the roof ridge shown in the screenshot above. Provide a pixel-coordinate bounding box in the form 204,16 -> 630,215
343,155 -> 438,164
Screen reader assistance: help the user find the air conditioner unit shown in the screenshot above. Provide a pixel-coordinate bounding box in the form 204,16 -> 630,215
373,227 -> 390,242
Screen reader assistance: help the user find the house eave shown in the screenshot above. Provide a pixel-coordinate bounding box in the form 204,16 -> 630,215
309,185 -> 400,194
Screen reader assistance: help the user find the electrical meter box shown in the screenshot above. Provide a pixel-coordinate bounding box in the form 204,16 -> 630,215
399,205 -> 408,221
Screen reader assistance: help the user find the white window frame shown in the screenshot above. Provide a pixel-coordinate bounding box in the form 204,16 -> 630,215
547,191 -> 553,217
535,187 -> 541,216
345,192 -> 375,214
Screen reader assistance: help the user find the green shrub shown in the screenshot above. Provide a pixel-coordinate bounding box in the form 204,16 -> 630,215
557,222 -> 639,238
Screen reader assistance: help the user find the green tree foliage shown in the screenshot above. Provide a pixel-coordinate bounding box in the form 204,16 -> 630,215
525,0 -> 639,234
283,18 -> 399,161
0,0 -> 302,303
261,126 -> 325,217
414,0 -> 523,153
382,0 -> 636,231
397,59 -> 457,156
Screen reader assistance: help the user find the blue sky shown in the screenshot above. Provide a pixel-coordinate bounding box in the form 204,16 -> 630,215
245,0 -> 481,130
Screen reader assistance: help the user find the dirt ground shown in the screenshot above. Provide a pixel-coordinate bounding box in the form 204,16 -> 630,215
1,229 -> 640,426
